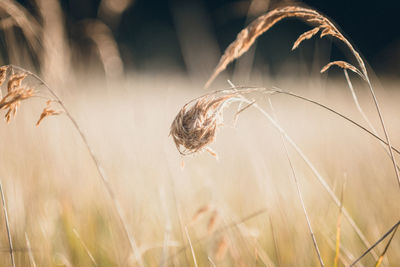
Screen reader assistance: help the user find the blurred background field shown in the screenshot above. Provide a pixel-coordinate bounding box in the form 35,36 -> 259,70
0,0 -> 398,266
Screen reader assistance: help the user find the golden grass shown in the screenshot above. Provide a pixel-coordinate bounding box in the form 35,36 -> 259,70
205,6 -> 365,88
0,2 -> 398,267
0,74 -> 397,266
205,5 -> 400,189
170,6 -> 400,265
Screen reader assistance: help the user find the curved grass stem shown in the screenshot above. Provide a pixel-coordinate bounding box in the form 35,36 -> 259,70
268,97 -> 324,267
235,95 -> 379,260
7,65 -> 144,267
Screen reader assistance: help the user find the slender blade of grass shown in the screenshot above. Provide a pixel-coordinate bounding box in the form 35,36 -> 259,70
374,223 -> 399,267
0,181 -> 15,267
350,220 -> 400,266
268,97 -> 324,267
334,179 -> 346,267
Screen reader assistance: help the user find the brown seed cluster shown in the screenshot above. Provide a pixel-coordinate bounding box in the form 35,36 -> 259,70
205,6 -> 366,88
36,100 -> 62,126
170,94 -> 235,155
320,60 -> 363,78
0,65 -> 62,124
0,67 -> 34,123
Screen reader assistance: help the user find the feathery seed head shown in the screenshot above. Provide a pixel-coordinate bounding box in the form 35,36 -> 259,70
170,93 -> 235,155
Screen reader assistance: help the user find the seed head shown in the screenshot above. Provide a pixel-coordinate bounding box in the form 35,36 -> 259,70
170,94 -> 235,155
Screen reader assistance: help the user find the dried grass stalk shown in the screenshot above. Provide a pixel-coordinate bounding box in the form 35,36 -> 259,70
205,6 -> 365,88
334,181 -> 346,267
184,226 -> 198,267
170,93 -> 236,155
7,73 -> 27,92
36,100 -> 62,126
0,68 -> 53,124
292,26 -> 320,50
321,61 -> 363,77
0,181 -> 15,267
205,5 -> 400,188
268,97 -> 324,266
350,220 -> 400,266
0,66 -> 8,89
374,224 -> 398,267
0,85 -> 34,123
170,87 -> 386,259
25,233 -> 36,267
0,65 -> 144,266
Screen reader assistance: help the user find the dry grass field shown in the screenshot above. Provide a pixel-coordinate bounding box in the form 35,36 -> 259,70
0,1 -> 398,267
0,73 -> 397,266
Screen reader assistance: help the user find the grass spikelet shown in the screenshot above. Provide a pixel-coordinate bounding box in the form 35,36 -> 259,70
1,65 -> 144,266
0,70 -> 36,123
171,87 -> 388,260
0,66 -> 8,88
215,236 -> 228,261
7,73 -> 27,93
291,26 -> 320,50
0,86 -> 34,123
170,93 -> 236,155
321,61 -> 363,77
205,5 -> 400,188
205,6 -> 366,88
36,100 -> 62,126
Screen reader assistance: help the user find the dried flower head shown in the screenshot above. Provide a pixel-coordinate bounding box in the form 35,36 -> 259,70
170,93 -> 236,155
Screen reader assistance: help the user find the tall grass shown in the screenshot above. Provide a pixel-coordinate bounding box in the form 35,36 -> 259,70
0,2 -> 397,267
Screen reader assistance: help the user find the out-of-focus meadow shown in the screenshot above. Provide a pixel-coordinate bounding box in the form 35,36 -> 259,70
0,0 -> 398,266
